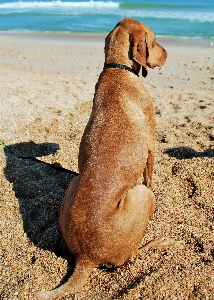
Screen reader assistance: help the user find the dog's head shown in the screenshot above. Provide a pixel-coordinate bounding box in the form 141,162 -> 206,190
105,18 -> 168,77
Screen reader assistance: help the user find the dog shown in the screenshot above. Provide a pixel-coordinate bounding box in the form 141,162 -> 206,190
36,18 -> 168,300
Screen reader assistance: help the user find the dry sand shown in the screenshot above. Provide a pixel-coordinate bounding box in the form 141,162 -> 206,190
0,32 -> 213,299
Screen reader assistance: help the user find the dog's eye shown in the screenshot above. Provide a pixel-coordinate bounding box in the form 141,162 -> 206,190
152,37 -> 156,47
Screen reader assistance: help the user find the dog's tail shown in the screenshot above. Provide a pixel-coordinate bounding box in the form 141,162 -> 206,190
35,257 -> 95,300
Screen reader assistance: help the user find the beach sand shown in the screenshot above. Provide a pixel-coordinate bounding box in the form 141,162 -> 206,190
0,32 -> 213,299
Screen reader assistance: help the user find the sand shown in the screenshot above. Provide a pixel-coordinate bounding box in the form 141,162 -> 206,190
0,32 -> 213,300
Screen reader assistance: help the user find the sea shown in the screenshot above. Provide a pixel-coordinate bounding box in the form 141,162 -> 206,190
0,0 -> 214,40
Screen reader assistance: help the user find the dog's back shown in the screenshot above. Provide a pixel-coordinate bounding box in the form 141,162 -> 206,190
60,67 -> 154,262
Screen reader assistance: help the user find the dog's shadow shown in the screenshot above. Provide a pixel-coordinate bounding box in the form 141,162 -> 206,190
165,147 -> 214,160
3,141 -> 75,254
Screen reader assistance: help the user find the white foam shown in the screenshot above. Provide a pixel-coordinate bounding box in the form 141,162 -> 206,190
0,0 -> 119,10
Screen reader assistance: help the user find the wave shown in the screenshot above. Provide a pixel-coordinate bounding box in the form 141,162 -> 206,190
120,2 -> 194,10
126,11 -> 214,23
1,0 -> 212,11
0,0 -> 119,9
2,10 -> 213,23
119,2 -> 213,10
1,0 -> 213,23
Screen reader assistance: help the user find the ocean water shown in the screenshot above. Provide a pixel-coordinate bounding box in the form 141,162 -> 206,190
0,0 -> 214,39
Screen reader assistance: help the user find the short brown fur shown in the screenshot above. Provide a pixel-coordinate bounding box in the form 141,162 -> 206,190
36,18 -> 168,300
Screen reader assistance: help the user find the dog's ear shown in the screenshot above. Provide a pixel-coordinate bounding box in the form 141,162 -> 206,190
131,31 -> 148,77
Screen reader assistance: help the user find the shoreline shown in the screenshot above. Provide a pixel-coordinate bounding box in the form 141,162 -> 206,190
1,30 -> 214,48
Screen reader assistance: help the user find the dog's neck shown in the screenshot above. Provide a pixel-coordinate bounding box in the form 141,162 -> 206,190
104,63 -> 139,77
105,33 -> 141,76
104,56 -> 141,77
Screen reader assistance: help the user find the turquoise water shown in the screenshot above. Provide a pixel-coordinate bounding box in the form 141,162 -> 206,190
0,0 -> 214,39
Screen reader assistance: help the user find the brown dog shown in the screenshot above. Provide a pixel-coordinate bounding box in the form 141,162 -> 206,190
36,18 -> 168,300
